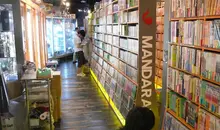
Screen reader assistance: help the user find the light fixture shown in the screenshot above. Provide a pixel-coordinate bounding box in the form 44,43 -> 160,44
88,10 -> 91,14
81,0 -> 86,3
66,2 -> 70,7
78,9 -> 82,12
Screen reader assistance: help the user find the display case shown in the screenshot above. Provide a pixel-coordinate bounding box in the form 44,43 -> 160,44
46,17 -> 75,58
0,4 -> 18,81
53,18 -> 65,56
65,19 -> 75,53
46,18 -> 53,58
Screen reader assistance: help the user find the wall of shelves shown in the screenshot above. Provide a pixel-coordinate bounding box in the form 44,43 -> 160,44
163,0 -> 220,129
91,0 -> 139,122
155,0 -> 165,90
90,0 -> 160,129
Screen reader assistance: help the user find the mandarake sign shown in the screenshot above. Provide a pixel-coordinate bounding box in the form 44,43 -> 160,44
135,0 -> 159,130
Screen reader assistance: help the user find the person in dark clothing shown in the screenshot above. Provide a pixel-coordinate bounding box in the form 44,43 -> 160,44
120,107 -> 155,130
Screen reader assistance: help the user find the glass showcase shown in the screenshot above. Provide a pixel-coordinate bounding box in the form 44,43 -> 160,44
46,18 -> 75,58
0,4 -> 17,81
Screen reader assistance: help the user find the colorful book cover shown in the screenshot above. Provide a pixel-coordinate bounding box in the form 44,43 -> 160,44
217,0 -> 220,14
213,20 -> 220,49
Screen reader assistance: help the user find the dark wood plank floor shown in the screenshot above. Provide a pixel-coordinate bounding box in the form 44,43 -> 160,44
55,61 -> 122,130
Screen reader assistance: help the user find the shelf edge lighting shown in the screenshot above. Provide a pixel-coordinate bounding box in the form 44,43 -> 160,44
90,69 -> 126,126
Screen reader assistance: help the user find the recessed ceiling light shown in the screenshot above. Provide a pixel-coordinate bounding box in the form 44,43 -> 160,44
81,0 -> 86,3
66,2 -> 70,7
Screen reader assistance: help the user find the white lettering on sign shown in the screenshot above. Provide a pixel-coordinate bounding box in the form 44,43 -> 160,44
141,36 -> 153,107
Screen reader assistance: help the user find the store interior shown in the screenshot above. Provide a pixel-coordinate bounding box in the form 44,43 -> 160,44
0,0 -> 219,130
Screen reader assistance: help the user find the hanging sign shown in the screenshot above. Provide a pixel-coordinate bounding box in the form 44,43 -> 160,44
135,0 -> 159,129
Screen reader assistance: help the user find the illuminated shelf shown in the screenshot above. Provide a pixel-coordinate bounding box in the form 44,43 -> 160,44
166,109 -> 194,130
90,69 -> 125,125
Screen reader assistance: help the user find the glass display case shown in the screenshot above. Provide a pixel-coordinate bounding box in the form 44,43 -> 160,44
46,18 -> 75,58
46,18 -> 53,58
53,18 -> 65,56
0,4 -> 18,81
65,19 -> 75,53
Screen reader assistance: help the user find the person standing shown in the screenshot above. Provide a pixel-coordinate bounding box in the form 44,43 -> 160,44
73,27 -> 80,64
75,30 -> 87,77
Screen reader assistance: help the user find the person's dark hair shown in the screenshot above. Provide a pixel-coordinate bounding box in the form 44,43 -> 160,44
120,107 -> 155,130
78,30 -> 86,38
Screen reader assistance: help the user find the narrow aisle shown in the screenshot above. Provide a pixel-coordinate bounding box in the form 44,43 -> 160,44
55,61 -> 122,130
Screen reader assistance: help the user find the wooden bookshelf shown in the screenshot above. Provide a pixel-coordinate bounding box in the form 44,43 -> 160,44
164,0 -> 220,129
167,88 -> 199,106
170,15 -> 220,21
155,1 -> 164,90
170,43 -> 220,53
93,51 -> 138,86
93,38 -> 138,55
93,42 -> 138,70
166,109 -> 194,130
91,1 -> 160,128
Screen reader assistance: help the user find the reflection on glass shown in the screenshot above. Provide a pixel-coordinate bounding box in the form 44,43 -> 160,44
21,6 -> 26,54
0,4 -> 17,81
65,19 -> 75,53
46,18 -> 53,58
27,9 -> 34,62
46,18 -> 75,58
53,18 -> 65,55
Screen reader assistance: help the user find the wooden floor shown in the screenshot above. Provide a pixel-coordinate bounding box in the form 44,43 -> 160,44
55,61 -> 122,130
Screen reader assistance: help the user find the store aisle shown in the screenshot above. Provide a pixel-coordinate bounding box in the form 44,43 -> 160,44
55,61 -> 122,130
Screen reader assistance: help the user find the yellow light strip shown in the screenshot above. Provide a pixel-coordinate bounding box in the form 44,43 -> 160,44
90,69 -> 126,125
155,83 -> 162,90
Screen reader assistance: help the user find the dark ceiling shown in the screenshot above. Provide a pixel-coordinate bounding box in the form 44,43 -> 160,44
45,0 -> 101,13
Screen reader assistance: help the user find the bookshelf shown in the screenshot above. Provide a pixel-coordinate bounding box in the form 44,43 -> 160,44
163,0 -> 220,130
155,0 -> 165,91
91,0 -> 139,121
90,0 -> 159,128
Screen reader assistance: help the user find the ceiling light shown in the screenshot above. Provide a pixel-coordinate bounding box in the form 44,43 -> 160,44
78,9 -> 82,12
81,0 -> 86,3
66,2 -> 70,7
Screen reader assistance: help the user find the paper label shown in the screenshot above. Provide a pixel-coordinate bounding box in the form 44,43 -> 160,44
1,116 -> 15,130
